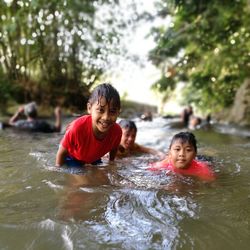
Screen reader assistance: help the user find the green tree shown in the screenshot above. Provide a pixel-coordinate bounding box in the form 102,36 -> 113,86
0,0 -> 137,110
148,0 -> 250,112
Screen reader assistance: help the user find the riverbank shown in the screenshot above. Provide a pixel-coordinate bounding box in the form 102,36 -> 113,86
0,99 -> 158,122
213,79 -> 250,127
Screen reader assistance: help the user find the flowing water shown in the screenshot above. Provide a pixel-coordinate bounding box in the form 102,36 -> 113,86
0,116 -> 249,250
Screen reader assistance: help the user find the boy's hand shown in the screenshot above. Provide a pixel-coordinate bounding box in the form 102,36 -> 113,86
54,106 -> 61,116
17,106 -> 25,114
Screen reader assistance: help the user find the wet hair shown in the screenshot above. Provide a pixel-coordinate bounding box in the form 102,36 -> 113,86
24,102 -> 38,118
169,131 -> 197,153
88,83 -> 121,110
118,119 -> 137,133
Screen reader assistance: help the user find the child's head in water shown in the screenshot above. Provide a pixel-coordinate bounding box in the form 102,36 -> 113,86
117,119 -> 165,158
87,83 -> 121,139
168,132 -> 197,169
118,120 -> 137,150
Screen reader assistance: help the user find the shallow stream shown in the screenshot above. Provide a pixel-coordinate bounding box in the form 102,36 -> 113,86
0,116 -> 249,249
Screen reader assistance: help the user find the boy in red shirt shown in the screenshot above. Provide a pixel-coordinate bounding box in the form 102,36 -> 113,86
55,83 -> 122,167
148,132 -> 215,181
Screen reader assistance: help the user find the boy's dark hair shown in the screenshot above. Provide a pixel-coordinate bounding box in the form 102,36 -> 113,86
88,83 -> 121,110
169,132 -> 197,152
24,102 -> 38,118
119,119 -> 137,132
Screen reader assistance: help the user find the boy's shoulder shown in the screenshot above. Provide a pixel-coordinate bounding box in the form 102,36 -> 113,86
131,142 -> 141,152
66,115 -> 91,133
112,122 -> 122,134
105,122 -> 122,139
72,115 -> 91,125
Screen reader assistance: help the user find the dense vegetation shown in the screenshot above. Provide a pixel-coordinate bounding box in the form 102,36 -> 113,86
0,0 -> 137,112
1,0 -> 249,116
148,0 -> 250,113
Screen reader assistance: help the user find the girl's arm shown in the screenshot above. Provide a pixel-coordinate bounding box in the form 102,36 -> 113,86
55,145 -> 68,167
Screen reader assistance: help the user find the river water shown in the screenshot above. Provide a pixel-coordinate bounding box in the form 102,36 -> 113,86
0,116 -> 249,249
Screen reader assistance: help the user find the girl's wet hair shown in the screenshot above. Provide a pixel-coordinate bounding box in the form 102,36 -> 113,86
119,119 -> 137,132
88,83 -> 121,110
169,131 -> 197,152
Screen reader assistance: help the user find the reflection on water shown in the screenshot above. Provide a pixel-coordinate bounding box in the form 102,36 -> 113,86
0,117 -> 249,249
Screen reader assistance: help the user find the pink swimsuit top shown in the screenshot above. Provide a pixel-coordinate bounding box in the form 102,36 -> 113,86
148,159 -> 215,181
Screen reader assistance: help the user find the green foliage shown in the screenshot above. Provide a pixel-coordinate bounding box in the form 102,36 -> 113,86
151,74 -> 175,93
0,75 -> 23,113
0,0 -> 136,109
149,0 -> 250,111
0,77 -> 12,106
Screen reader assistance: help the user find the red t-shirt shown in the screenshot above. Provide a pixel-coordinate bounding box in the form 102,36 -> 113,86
61,115 -> 122,163
149,159 -> 215,181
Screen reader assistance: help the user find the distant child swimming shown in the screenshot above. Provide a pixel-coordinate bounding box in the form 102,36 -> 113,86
148,132 -> 215,181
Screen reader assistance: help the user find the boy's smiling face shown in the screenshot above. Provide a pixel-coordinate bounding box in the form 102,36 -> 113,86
87,96 -> 120,139
169,140 -> 196,169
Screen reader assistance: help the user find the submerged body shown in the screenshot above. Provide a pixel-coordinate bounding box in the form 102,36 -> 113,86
12,119 -> 59,133
149,159 -> 215,181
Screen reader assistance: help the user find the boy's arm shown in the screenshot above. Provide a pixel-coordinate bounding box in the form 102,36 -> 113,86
137,144 -> 165,159
55,145 -> 68,167
147,156 -> 169,171
54,106 -> 62,132
109,147 -> 118,161
9,106 -> 24,125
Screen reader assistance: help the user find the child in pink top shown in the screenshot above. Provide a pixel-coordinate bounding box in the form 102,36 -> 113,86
149,132 -> 215,181
55,83 -> 122,167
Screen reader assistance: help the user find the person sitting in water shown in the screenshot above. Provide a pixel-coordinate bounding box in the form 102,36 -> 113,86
181,105 -> 193,128
148,132 -> 215,181
117,119 -> 165,158
8,102 -> 61,133
140,111 -> 153,121
55,83 -> 122,167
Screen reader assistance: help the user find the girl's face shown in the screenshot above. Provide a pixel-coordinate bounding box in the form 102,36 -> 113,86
120,128 -> 136,149
87,96 -> 120,139
168,140 -> 196,169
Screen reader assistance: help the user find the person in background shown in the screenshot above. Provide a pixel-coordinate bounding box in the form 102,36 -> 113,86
117,119 -> 165,158
188,116 -> 202,130
55,83 -> 122,167
8,102 -> 61,133
189,113 -> 212,130
148,132 -> 215,181
181,105 -> 193,128
140,111 -> 153,121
